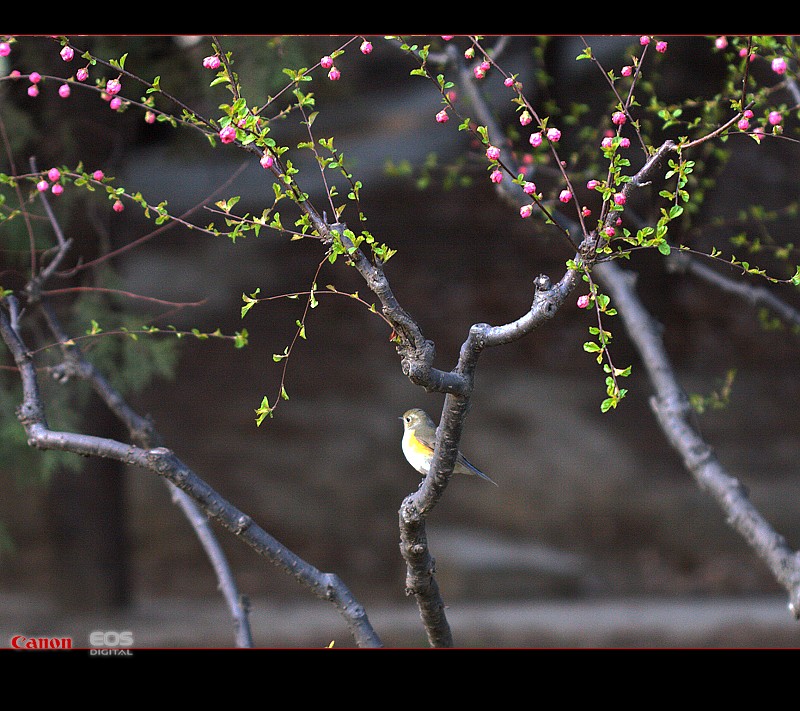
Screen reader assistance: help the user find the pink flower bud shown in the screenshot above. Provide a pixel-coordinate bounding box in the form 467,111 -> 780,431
106,78 -> 121,95
489,169 -> 503,184
529,132 -> 542,147
581,206 -> 591,217
601,136 -> 614,149
60,46 -> 74,62
36,179 -> 48,192
577,294 -> 590,309
473,66 -> 485,79
640,36 -> 650,46
203,55 -> 221,69
48,167 -> 60,182
219,125 -> 237,144
327,66 -> 341,81
486,145 -> 500,161
523,181 -> 536,194
546,127 -> 561,142
587,179 -> 600,190
27,84 -> 39,97
613,192 -> 626,205
604,226 -> 615,237
29,71 -> 41,83
144,110 -> 156,124
715,36 -> 728,50
0,42 -> 10,57
109,96 -> 122,110
360,40 -> 372,55
519,110 -> 532,126
441,36 -> 454,41
320,55 -> 333,69
520,204 -> 533,218
769,111 -> 782,125
58,83 -> 70,98
76,67 -> 88,82
504,76 -> 514,87
112,200 -> 124,213
621,65 -> 632,77
260,153 -> 274,169
51,183 -> 63,195
92,170 -> 104,181
656,41 -> 668,53
559,189 -> 572,203
772,57 -> 787,75
612,111 -> 626,125
738,117 -> 750,131
619,137 -> 630,148
435,109 -> 449,123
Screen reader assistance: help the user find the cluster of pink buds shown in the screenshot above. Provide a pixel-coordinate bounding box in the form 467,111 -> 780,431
320,55 -> 340,81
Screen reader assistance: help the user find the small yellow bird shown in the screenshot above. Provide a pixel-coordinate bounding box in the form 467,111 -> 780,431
400,408 -> 497,485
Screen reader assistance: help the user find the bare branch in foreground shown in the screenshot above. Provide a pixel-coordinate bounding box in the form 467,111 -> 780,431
0,300 -> 382,647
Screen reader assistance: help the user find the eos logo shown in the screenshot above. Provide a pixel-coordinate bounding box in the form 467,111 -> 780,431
89,630 -> 134,655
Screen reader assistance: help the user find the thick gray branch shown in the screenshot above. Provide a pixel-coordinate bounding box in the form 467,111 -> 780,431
0,302 -> 382,647
595,259 -> 800,617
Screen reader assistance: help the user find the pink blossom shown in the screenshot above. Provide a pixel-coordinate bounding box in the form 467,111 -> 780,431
320,55 -> 333,69
504,76 -> 514,87
92,170 -> 104,181
76,67 -> 88,82
9,70 -> 20,78
621,65 -> 632,77
601,136 -> 614,150
260,153 -> 274,169
36,179 -> 48,192
772,57 -> 787,75
519,110 -> 532,126
144,110 -> 156,124
27,84 -> 39,97
58,83 -> 70,98
523,181 -> 536,194
581,206 -> 591,217
613,192 -> 626,205
203,55 -> 221,70
640,36 -> 650,46
738,117 -> 750,131
219,125 -> 237,144
612,111 -> 626,125
769,111 -> 782,125
48,167 -> 60,182
106,78 -> 121,95
435,109 -> 449,123
619,137 -> 631,148
490,169 -> 503,183
520,204 -> 533,218
60,45 -> 74,62
656,41 -> 668,53
0,42 -> 10,57
479,61 -> 490,72
486,145 -> 500,161
715,36 -> 728,50
441,36 -> 454,41
29,71 -> 41,83
546,127 -> 561,142
604,226 -> 615,237
743,109 -> 754,119
577,294 -> 591,309
529,132 -> 542,147
327,66 -> 340,81
109,96 -> 122,110
112,200 -> 124,213
587,179 -> 600,190
559,189 -> 572,203
464,48 -> 475,60
360,40 -> 373,55
473,66 -> 485,79
51,183 -> 63,195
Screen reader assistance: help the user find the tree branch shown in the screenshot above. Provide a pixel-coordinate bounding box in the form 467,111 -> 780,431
0,300 -> 382,646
